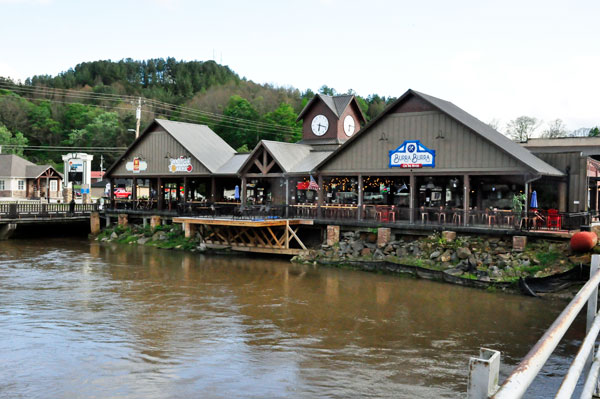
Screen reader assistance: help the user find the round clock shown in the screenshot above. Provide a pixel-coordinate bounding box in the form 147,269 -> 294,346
343,115 -> 356,136
311,114 -> 329,136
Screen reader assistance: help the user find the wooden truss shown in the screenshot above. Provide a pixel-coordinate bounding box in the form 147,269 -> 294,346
174,218 -> 311,255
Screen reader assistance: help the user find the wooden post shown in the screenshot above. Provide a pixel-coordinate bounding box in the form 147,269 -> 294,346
132,177 -> 137,209
464,174 -> 470,226
317,174 -> 324,219
157,177 -> 163,211
110,178 -> 115,209
357,174 -> 363,220
409,174 -> 416,224
241,176 -> 247,207
45,175 -> 50,200
285,177 -> 289,218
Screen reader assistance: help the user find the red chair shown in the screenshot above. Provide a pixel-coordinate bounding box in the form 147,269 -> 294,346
546,209 -> 561,230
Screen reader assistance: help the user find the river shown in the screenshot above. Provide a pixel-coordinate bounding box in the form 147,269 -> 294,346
0,238 -> 585,398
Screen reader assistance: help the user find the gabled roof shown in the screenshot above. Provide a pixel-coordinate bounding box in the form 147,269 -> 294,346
0,154 -> 62,179
315,89 -> 564,177
154,119 -> 236,172
238,140 -> 332,175
106,119 -> 236,176
296,94 -> 366,123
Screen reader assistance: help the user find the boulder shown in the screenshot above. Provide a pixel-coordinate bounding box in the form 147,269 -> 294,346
440,250 -> 453,263
110,232 -> 118,240
137,237 -> 150,245
430,250 -> 441,259
468,255 -> 478,268
396,247 -> 407,257
361,248 -> 372,257
457,247 -> 471,259
373,249 -> 385,260
152,231 -> 167,241
351,240 -> 364,252
442,231 -> 457,242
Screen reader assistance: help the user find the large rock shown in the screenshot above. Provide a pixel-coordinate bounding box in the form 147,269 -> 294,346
440,250 -> 453,263
457,247 -> 471,259
430,250 -> 441,259
373,249 -> 385,260
468,255 -> 478,268
137,237 -> 150,245
442,231 -> 457,242
351,240 -> 364,252
361,248 -> 372,257
110,232 -> 118,240
152,231 -> 167,241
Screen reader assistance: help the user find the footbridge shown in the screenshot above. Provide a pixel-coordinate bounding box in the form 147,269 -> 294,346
0,202 -> 98,239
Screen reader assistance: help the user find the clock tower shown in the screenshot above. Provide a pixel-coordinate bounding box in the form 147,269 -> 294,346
296,94 -> 366,146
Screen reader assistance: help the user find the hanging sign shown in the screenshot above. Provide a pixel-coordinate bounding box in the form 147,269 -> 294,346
125,157 -> 148,173
169,156 -> 193,173
389,140 -> 435,168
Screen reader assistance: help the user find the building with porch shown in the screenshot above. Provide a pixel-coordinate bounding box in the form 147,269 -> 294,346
0,154 -> 63,200
104,89 -> 594,231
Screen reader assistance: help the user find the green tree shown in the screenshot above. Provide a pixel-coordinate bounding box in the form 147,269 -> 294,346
262,103 -> 301,142
589,127 -> 600,137
318,85 -> 337,96
0,124 -> 28,156
216,95 -> 260,149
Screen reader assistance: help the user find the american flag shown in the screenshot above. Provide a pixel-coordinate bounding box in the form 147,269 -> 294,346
308,175 -> 320,191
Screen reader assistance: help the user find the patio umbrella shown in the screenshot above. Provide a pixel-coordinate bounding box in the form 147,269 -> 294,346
234,185 -> 240,201
530,190 -> 538,209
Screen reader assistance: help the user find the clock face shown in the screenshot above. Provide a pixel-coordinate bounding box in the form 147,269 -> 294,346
311,114 -> 329,136
343,115 -> 356,137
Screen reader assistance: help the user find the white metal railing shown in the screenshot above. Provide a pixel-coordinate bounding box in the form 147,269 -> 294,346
468,255 -> 600,399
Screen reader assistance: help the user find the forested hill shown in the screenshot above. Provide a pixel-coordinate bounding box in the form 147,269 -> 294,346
0,58 -> 395,170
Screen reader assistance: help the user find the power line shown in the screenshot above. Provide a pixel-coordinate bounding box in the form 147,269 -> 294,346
0,82 -> 303,140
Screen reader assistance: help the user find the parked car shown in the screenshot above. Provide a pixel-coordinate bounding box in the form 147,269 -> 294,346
114,188 -> 132,199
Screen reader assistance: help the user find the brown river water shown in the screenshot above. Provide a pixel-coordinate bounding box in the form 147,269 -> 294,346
0,238 -> 586,398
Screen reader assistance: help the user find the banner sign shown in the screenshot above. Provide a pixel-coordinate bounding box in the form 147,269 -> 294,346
68,159 -> 84,172
125,157 -> 148,174
389,140 -> 435,168
169,157 -> 193,173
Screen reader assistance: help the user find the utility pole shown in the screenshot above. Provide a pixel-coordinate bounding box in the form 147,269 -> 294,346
135,97 -> 142,139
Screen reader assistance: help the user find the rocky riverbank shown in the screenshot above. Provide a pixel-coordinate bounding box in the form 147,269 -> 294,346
94,223 -> 596,290
294,230 -> 594,285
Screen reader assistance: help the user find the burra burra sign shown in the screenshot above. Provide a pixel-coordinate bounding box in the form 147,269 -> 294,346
389,140 -> 435,168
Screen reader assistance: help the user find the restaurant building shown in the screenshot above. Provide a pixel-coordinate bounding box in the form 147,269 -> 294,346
105,89 -> 594,230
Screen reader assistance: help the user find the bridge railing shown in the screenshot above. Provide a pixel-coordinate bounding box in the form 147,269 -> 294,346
0,202 -> 98,218
468,255 -> 600,399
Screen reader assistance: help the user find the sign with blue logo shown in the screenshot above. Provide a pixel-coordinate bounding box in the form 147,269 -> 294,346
389,140 -> 435,168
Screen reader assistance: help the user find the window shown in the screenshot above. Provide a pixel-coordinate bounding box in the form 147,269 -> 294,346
18,180 -> 25,191
0,180 -> 4,190
50,180 -> 57,192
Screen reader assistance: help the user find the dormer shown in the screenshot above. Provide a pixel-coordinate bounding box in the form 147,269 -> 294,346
296,94 -> 366,144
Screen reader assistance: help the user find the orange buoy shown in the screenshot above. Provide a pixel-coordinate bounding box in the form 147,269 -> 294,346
570,231 -> 598,252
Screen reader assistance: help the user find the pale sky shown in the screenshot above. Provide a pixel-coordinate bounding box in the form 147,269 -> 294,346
0,0 -> 598,133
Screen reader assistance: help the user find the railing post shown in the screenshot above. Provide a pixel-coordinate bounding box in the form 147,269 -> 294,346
586,255 -> 600,392
468,348 -> 500,399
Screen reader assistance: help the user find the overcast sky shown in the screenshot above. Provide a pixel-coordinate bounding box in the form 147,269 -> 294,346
1,0 -> 598,133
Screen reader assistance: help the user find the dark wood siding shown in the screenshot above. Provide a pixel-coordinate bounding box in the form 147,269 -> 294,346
533,152 -> 588,212
111,127 -> 210,177
320,111 -> 527,175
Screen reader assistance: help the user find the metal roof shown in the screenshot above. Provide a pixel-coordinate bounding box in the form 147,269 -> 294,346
0,154 -> 62,179
214,153 -> 250,175
296,94 -> 366,122
155,119 -> 236,173
411,91 -> 564,176
237,140 -> 331,175
315,89 -> 564,177
523,137 -> 600,155
106,119 -> 237,177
